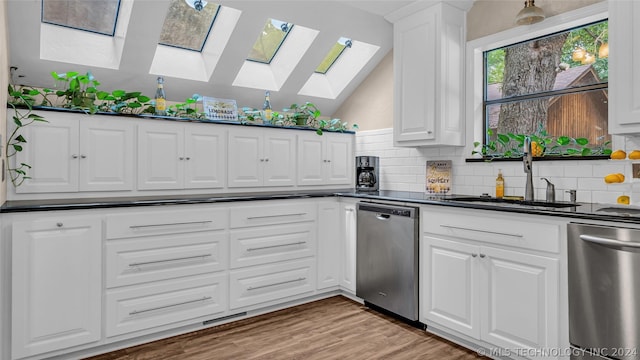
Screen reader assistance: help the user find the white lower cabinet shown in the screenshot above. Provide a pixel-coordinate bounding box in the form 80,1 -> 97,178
105,231 -> 228,288
316,200 -> 341,289
229,258 -> 316,310
339,200 -> 357,293
422,206 -> 564,359
105,273 -> 227,337
11,215 -> 102,359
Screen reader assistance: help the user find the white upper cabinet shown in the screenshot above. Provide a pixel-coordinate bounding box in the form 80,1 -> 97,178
297,132 -> 353,186
138,122 -> 226,190
608,1 -> 640,134
14,112 -> 134,193
387,1 -> 469,147
227,127 -> 296,188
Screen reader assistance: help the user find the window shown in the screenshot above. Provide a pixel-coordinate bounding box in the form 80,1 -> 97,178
480,19 -> 610,158
42,0 -> 120,36
315,37 -> 352,74
159,0 -> 220,52
247,18 -> 294,64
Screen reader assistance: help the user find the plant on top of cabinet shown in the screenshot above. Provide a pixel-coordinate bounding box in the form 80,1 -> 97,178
284,102 -> 358,135
6,84 -> 48,187
51,71 -> 154,115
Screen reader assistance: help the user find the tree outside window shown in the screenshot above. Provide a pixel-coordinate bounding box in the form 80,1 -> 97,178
476,20 -> 610,159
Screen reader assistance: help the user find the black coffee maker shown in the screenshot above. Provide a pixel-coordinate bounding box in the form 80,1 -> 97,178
355,156 -> 379,192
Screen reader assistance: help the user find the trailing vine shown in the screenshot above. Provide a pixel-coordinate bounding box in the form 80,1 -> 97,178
6,85 -> 48,187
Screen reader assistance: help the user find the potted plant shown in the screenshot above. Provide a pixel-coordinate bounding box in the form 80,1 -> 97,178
51,71 -> 101,113
285,102 -> 321,127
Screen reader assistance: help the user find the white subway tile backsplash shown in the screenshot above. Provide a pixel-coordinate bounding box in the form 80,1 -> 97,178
355,129 -> 634,205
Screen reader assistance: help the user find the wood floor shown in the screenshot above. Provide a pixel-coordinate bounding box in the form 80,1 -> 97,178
86,296 -> 486,360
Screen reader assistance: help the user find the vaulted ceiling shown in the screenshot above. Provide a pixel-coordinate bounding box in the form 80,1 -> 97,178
7,0 -> 412,117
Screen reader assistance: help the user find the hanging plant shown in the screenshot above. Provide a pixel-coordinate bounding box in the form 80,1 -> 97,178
6,85 -> 48,187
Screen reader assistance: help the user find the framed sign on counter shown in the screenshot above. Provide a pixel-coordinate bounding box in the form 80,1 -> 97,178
203,97 -> 238,121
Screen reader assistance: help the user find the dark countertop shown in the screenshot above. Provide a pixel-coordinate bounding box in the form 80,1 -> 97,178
3,189 -> 640,224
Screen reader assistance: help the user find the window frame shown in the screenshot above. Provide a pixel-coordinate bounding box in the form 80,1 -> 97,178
41,0 -> 121,37
158,1 -> 221,52
246,19 -> 294,64
465,2 -> 612,161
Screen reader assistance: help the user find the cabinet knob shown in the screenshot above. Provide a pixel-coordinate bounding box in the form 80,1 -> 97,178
264,158 -> 269,162
179,157 -> 184,160
185,157 -> 191,160
56,223 -> 63,227
427,130 -> 433,134
479,254 -> 486,258
327,159 -> 331,163
471,253 -> 477,257
260,159 -> 265,162
323,160 -> 327,163
80,154 -> 87,159
71,154 -> 78,159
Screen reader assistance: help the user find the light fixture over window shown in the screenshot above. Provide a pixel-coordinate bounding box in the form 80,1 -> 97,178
515,0 -> 545,26
185,0 -> 206,11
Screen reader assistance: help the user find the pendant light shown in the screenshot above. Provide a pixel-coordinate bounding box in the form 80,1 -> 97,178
516,0 -> 545,26
185,0 -> 207,11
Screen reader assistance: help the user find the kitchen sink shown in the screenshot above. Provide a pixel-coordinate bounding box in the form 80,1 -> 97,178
449,196 -> 580,209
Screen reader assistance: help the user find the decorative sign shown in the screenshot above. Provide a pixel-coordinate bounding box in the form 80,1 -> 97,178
203,97 -> 238,121
426,160 -> 452,194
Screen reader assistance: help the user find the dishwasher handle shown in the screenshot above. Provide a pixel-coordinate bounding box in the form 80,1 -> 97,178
579,234 -> 640,249
376,213 -> 391,220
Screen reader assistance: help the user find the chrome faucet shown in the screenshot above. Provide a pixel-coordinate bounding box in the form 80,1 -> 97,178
523,137 -> 534,201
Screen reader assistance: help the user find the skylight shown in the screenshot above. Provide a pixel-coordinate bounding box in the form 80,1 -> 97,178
247,18 -> 293,64
316,37 -> 352,74
159,0 -> 220,52
41,0 -> 120,36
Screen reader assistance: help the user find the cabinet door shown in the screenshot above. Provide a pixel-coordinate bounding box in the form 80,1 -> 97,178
79,118 -> 135,191
15,116 -> 79,193
391,3 -> 465,147
184,125 -> 226,189
138,123 -> 184,190
12,216 -> 101,359
609,1 -> 640,134
423,236 -> 479,339
393,7 -> 437,144
228,128 -> 263,187
263,131 -> 296,187
480,246 -> 559,353
325,134 -> 353,185
340,202 -> 357,293
317,200 -> 340,289
297,133 -> 325,185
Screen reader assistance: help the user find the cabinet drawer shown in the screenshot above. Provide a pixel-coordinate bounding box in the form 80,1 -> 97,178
105,273 -> 227,337
230,224 -> 315,269
229,258 -> 316,309
422,207 -> 561,253
106,232 -> 228,288
106,206 -> 228,239
229,201 -> 316,228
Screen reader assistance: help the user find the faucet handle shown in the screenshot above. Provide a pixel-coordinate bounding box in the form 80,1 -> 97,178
541,178 -> 555,202
566,189 -> 577,203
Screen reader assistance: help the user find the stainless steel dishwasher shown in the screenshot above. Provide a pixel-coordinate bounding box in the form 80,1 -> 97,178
568,222 -> 640,360
356,202 -> 419,321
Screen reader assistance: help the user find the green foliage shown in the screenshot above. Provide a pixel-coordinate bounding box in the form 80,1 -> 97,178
166,97 -> 204,119
6,84 -> 49,187
472,128 -> 612,159
96,90 -> 153,114
485,48 -> 505,84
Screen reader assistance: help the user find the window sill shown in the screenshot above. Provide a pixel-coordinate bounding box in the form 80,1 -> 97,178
465,155 -> 610,163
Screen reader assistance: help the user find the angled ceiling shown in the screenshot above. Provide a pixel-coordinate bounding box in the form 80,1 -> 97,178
7,0 -> 412,117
